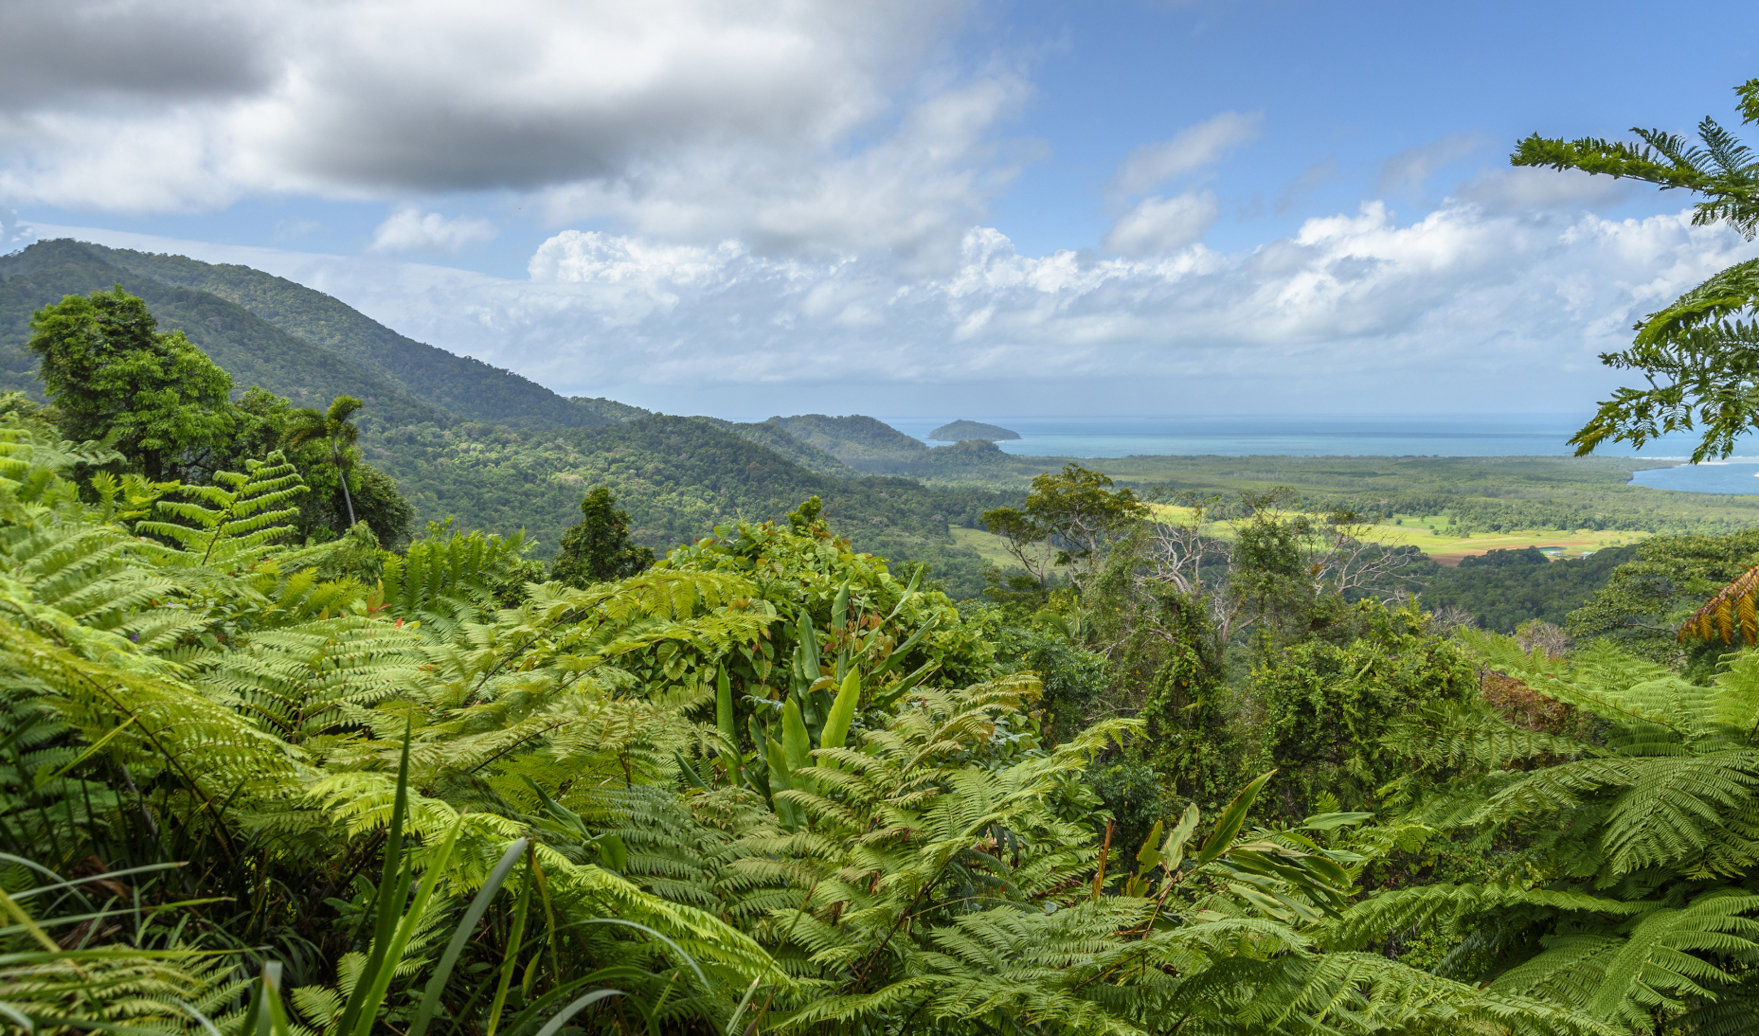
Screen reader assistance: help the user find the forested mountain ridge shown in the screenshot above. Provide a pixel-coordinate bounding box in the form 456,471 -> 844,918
766,413 -> 932,470
374,413 -> 1005,595
694,415 -> 861,476
0,240 -> 1010,593
0,240 -> 451,428
1,239 -> 624,428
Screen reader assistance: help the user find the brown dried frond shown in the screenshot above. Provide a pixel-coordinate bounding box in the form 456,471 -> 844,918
1481,672 -> 1569,734
1680,565 -> 1759,645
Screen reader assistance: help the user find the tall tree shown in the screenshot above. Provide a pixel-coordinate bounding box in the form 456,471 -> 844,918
550,485 -> 655,586
1513,78 -> 1759,461
982,463 -> 1149,592
286,396 -> 364,527
25,285 -> 235,480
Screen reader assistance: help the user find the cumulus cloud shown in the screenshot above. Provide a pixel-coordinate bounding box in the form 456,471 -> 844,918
0,0 -> 1023,257
349,198 -> 1750,398
1108,110 -> 1262,198
1103,191 -> 1219,256
369,208 -> 498,253
536,73 -> 1035,263
30,187 -> 1750,415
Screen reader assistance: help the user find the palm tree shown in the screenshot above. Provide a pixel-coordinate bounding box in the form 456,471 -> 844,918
286,396 -> 363,527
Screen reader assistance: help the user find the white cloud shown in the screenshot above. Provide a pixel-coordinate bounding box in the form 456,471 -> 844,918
369,208 -> 497,253
0,0 -> 1024,259
1103,191 -> 1219,256
27,191 -> 1752,415
1108,110 -> 1262,198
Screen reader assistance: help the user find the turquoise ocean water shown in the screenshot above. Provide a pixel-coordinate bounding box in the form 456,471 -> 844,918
866,414 -> 1759,495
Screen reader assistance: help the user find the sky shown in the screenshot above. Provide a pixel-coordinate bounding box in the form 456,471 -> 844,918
3,0 -> 1757,419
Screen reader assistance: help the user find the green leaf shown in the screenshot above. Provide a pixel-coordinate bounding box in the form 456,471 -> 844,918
1135,819 -> 1165,872
715,666 -> 740,784
782,698 -> 812,773
1163,802 -> 1201,873
674,750 -> 707,790
820,670 -> 862,756
1195,771 -> 1274,868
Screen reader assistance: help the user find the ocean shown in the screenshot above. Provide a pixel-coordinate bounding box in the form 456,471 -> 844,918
873,414 -> 1759,495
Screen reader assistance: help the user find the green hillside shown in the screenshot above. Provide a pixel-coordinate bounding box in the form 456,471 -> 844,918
0,240 -> 451,428
2,239 -> 623,428
764,413 -> 931,471
696,415 -> 860,477
372,414 -> 1002,596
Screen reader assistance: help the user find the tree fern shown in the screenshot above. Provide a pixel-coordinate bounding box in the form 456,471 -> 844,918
0,414 -> 1629,1033
135,451 -> 307,571
1343,630 -> 1759,1032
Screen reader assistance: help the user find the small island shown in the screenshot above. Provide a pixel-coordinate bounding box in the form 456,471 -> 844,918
928,419 -> 1021,441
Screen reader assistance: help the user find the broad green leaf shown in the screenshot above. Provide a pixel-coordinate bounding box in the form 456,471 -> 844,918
1195,771 -> 1274,868
820,670 -> 862,755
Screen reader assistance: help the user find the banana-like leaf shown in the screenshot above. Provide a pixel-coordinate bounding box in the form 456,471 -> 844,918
1194,771 -> 1274,868
820,671 -> 862,756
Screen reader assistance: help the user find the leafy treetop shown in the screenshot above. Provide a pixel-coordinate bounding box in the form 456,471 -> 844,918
549,485 -> 655,587
1514,79 -> 1759,461
26,284 -> 235,480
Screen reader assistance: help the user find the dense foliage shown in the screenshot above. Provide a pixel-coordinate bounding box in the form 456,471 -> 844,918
27,284 -> 237,481
2,411 -> 1625,1035
1414,546 -> 1638,633
1342,635 -> 1759,1032
550,486 -> 655,586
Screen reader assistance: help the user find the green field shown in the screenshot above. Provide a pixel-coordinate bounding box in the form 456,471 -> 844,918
1139,503 -> 1647,565
951,525 -> 1056,569
1360,514 -> 1647,563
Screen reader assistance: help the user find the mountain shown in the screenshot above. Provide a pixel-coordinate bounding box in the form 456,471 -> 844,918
763,414 -> 931,472
367,412 -> 1005,596
695,416 -> 859,477
0,240 -> 451,427
374,414 -> 1000,572
0,239 -> 1004,595
0,239 -> 624,428
930,419 -> 1020,441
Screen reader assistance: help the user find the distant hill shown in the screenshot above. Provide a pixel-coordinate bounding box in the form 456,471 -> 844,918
763,414 -> 930,473
0,239 -> 624,428
372,413 -> 1004,597
929,419 -> 1020,441
695,416 -> 858,477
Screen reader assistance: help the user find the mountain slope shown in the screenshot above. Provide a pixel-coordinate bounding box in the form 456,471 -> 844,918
764,414 -> 931,472
0,240 -> 451,427
695,416 -> 859,477
373,414 -> 1003,596
4,240 -> 623,428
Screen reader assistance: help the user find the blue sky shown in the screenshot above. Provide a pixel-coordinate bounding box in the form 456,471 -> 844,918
4,0 -> 1757,418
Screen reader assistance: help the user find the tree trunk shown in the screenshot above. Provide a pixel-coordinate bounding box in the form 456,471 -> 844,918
333,441 -> 357,526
